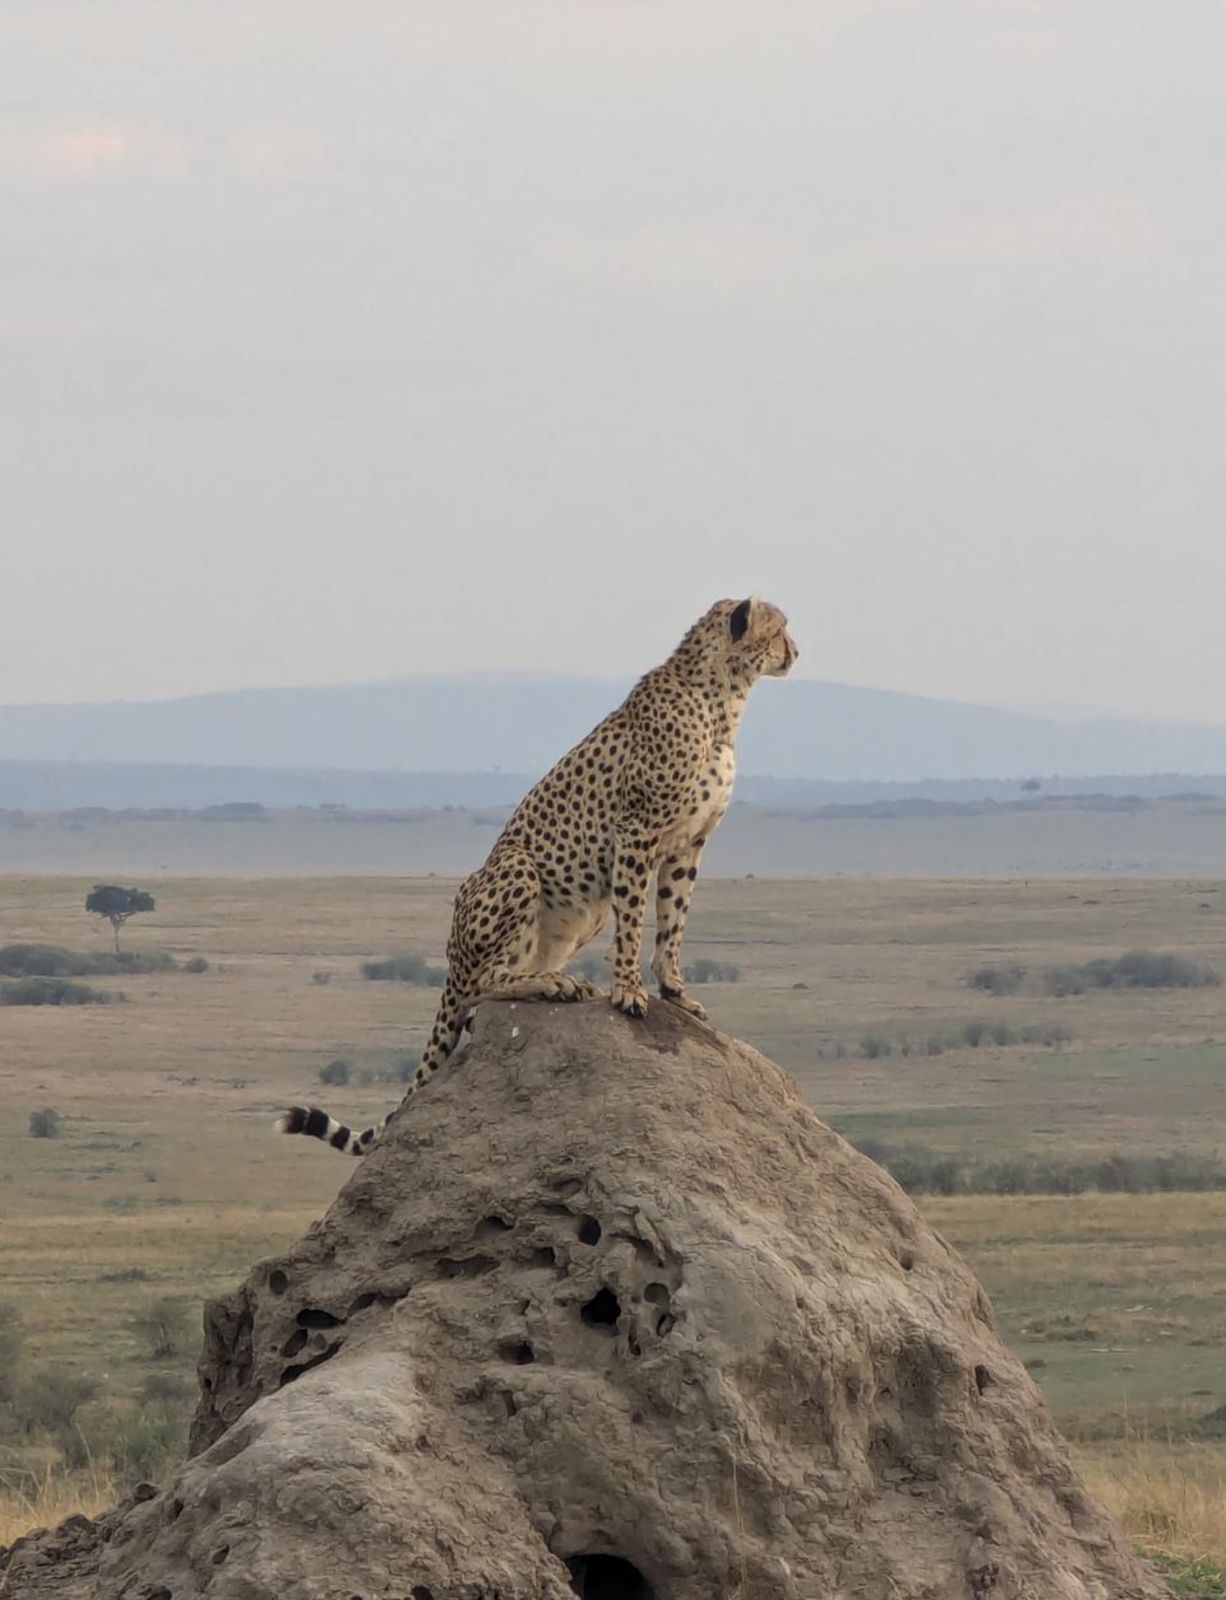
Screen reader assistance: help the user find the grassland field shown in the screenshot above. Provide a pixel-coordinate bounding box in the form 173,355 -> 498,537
2,873 -> 1225,1579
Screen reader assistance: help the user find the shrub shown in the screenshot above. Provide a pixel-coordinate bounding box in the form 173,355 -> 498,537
1110,950 -> 1219,988
848,1139 -> 1226,1196
12,1370 -> 100,1434
1089,1154 -> 1148,1193
361,954 -> 446,986
883,1148 -> 962,1195
1148,1153 -> 1226,1191
1024,1159 -> 1090,1196
104,1405 -> 188,1485
0,944 -> 89,977
2,977 -> 118,1006
115,950 -> 176,972
0,1303 -> 23,1402
851,1136 -> 889,1165
981,1158 -> 1032,1196
1043,950 -> 1219,996
0,945 -> 178,977
1043,964 -> 1088,997
181,956 -> 209,974
969,964 -> 1026,996
824,1016 -> 1070,1063
319,1058 -> 351,1087
926,1158 -> 964,1196
130,1298 -> 195,1361
28,1108 -> 62,1139
139,1370 -> 193,1406
683,958 -> 742,984
311,970 -> 332,986
572,956 -> 606,982
1018,1020 -> 1072,1047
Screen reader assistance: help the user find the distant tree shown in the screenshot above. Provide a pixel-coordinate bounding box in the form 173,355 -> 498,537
85,884 -> 155,953
1021,778 -> 1042,794
29,1108 -> 62,1139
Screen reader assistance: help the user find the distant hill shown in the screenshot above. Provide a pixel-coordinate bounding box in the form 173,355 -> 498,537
4,674 -> 1226,788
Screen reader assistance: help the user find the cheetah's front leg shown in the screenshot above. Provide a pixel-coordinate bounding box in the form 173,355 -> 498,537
651,843 -> 708,1020
609,827 -> 657,1017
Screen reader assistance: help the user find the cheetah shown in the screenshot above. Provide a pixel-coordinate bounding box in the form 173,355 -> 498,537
277,596 -> 798,1155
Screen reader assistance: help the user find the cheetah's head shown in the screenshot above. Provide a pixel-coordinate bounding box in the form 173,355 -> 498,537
713,596 -> 798,683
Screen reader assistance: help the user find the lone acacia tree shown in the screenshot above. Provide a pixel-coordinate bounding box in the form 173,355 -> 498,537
85,884 -> 156,953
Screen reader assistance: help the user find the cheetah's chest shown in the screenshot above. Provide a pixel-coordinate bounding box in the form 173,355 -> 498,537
659,742 -> 737,855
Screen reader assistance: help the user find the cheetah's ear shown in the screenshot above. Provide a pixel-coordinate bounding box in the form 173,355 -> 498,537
729,596 -> 759,642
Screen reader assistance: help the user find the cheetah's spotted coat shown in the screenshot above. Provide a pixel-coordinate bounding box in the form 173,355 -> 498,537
278,597 -> 797,1154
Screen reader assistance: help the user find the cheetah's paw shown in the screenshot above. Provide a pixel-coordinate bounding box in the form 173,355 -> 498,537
612,983 -> 650,1019
661,986 -> 708,1022
567,976 -> 603,1001
545,973 -> 589,1002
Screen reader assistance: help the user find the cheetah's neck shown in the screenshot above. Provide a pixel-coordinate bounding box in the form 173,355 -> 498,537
659,655 -> 753,747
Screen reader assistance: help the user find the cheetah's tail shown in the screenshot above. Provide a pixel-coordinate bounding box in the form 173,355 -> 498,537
274,1105 -> 383,1157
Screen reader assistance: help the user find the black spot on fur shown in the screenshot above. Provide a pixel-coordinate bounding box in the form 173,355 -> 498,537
304,1107 -> 329,1140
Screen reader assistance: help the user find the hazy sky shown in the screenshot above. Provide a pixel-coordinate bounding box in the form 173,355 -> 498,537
3,2 -> 1223,719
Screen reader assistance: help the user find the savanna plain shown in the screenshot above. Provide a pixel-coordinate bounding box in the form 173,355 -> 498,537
2,872 -> 1225,1593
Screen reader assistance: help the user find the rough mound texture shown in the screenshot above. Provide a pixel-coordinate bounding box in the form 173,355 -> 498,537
4,1002 -> 1167,1600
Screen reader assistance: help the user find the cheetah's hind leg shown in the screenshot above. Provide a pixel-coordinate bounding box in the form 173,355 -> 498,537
476,968 -> 596,1002
459,850 -> 599,1004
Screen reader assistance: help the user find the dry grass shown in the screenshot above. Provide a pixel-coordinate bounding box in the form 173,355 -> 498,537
0,1462 -> 115,1548
1080,1439 -> 1226,1568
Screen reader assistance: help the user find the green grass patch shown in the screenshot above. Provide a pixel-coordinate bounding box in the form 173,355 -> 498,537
1151,1552 -> 1226,1596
